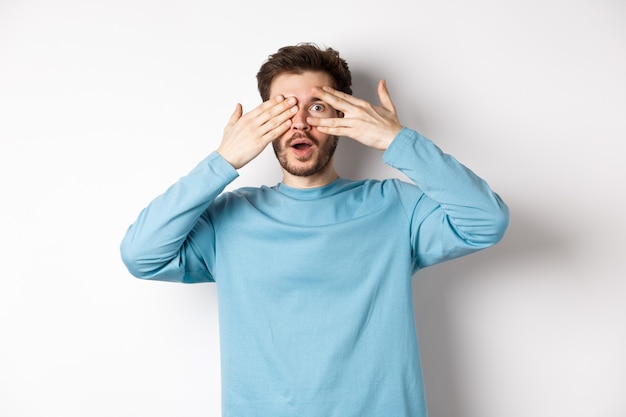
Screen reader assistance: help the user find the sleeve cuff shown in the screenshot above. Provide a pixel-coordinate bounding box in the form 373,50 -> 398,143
190,151 -> 240,183
382,127 -> 420,167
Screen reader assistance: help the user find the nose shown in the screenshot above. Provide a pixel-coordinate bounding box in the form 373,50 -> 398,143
291,107 -> 310,131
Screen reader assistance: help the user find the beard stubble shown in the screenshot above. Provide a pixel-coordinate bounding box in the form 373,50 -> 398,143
272,133 -> 339,177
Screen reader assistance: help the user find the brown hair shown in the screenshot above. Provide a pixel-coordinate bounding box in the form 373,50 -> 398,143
256,42 -> 352,101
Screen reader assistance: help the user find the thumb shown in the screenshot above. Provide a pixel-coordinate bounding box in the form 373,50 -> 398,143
378,80 -> 397,114
227,103 -> 243,126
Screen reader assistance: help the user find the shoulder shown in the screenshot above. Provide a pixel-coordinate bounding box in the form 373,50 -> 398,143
359,177 -> 422,198
335,178 -> 425,217
210,185 -> 268,208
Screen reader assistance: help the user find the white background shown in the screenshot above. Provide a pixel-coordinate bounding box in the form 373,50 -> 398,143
1,1 -> 625,416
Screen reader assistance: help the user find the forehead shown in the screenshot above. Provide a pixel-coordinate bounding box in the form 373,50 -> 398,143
269,71 -> 334,99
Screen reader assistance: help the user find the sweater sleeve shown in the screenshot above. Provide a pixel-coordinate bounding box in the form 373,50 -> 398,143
120,152 -> 239,283
382,128 -> 510,270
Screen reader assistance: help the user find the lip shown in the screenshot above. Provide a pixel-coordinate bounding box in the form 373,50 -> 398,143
288,136 -> 315,158
290,138 -> 313,146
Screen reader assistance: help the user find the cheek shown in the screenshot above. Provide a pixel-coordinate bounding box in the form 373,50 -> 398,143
272,137 -> 285,152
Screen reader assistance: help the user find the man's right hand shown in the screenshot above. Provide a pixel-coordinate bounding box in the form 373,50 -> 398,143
216,95 -> 298,169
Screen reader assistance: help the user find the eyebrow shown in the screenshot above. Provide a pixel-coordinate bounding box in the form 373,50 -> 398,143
302,97 -> 326,105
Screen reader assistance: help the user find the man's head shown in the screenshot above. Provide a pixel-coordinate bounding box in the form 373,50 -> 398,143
256,43 -> 352,102
257,43 -> 352,184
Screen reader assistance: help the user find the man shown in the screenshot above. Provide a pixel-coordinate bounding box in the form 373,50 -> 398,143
120,43 -> 509,417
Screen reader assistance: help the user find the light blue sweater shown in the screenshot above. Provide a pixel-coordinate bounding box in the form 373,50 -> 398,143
121,128 -> 509,416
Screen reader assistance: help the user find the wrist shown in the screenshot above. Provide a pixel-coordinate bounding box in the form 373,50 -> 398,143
378,126 -> 403,150
215,149 -> 242,170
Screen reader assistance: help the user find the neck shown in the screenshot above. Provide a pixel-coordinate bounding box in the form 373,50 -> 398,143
281,166 -> 339,189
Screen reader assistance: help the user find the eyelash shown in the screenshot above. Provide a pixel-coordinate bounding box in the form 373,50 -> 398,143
309,103 -> 325,112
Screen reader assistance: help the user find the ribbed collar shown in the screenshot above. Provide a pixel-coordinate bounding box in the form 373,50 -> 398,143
273,178 -> 351,200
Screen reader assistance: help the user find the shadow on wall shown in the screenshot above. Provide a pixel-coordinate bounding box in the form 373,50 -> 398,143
413,204 -> 572,416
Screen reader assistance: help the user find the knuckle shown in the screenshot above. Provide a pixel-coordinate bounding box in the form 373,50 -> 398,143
268,117 -> 284,129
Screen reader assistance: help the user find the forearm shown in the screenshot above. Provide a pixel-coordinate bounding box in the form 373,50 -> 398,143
120,152 -> 238,279
384,128 -> 509,248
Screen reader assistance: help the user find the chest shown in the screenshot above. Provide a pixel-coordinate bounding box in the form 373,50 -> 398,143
213,203 -> 411,289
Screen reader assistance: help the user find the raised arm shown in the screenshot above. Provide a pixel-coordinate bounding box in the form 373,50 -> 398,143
384,128 -> 509,268
120,95 -> 298,282
309,81 -> 509,267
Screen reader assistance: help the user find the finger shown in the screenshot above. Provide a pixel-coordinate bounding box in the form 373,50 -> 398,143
378,79 -> 397,114
315,124 -> 355,139
260,117 -> 292,145
251,95 -> 296,140
307,116 -> 357,139
256,95 -> 298,125
259,99 -> 297,135
312,86 -> 366,113
318,86 -> 361,103
227,103 -> 243,126
307,115 -> 348,128
238,96 -> 295,139
247,94 -> 287,120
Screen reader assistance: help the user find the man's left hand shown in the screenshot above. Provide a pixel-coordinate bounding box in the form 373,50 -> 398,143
307,79 -> 403,151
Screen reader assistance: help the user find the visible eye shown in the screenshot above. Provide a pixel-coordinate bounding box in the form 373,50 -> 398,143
309,103 -> 326,113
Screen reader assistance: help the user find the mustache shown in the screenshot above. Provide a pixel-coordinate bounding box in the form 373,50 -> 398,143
287,133 -> 319,147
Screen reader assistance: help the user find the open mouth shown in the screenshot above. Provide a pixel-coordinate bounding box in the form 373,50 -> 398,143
292,143 -> 312,151
289,136 -> 315,153
287,135 -> 317,158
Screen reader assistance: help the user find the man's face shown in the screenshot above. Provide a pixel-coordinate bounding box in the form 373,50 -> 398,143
270,71 -> 340,178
